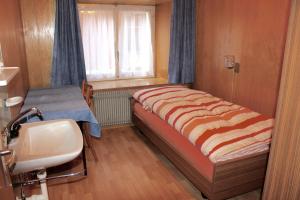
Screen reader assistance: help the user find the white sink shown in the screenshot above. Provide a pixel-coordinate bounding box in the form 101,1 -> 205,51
9,119 -> 83,174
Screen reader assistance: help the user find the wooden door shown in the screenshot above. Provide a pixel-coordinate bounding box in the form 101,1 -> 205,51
263,0 -> 300,199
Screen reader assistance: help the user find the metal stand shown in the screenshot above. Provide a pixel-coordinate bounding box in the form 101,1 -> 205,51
82,146 -> 88,176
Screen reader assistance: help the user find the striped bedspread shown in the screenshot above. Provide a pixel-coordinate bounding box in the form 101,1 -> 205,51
133,86 -> 274,163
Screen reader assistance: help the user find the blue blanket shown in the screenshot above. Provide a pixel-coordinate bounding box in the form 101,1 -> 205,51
21,86 -> 101,137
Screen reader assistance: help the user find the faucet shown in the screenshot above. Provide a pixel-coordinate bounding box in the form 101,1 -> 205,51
2,107 -> 44,147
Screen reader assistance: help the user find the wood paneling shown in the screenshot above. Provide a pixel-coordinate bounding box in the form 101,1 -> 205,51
20,0 -> 55,88
263,0 -> 300,199
195,0 -> 290,116
155,2 -> 171,79
78,0 -> 171,5
0,0 -> 29,94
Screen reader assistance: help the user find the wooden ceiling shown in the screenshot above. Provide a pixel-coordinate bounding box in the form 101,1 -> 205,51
77,0 -> 171,5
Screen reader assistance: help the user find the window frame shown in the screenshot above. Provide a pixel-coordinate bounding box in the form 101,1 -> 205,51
78,4 -> 156,82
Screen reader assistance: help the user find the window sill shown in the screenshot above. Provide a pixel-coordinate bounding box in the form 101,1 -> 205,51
89,77 -> 169,91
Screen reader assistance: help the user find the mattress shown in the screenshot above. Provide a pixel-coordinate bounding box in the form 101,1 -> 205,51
133,102 -> 214,182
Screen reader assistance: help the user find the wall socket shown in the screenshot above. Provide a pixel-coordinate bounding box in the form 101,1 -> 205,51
224,55 -> 236,68
224,55 -> 240,73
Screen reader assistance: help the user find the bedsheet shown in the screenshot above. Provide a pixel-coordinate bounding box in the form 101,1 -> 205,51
133,86 -> 273,163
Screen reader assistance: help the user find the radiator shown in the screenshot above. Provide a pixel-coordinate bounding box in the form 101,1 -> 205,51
93,90 -> 134,127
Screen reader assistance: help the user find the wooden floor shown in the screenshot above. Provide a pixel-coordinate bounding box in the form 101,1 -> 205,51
23,126 -> 261,200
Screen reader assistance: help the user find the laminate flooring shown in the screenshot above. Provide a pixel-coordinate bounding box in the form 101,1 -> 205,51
23,126 -> 261,200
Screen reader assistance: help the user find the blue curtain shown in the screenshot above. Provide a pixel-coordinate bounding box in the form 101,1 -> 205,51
51,0 -> 86,88
168,0 -> 196,84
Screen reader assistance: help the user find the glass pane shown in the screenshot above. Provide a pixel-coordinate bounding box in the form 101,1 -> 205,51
79,5 -> 116,80
118,9 -> 154,78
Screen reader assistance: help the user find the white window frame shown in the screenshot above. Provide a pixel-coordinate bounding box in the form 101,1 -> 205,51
79,4 -> 155,81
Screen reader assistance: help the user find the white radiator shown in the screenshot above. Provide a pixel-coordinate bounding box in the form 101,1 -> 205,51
93,90 -> 133,127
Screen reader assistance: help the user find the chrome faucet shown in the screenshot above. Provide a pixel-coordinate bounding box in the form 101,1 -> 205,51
2,107 -> 44,147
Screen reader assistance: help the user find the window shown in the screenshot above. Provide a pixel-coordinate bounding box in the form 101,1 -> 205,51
79,4 -> 155,81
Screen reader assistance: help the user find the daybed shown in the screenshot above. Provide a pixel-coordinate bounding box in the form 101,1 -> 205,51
131,86 -> 271,200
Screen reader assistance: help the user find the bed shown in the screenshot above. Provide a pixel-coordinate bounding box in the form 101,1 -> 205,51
131,86 -> 271,200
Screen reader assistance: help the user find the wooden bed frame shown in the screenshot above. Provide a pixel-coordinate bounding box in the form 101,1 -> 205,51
131,99 -> 269,200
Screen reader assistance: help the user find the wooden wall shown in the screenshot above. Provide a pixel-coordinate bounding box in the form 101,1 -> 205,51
263,0 -> 300,198
0,0 -> 29,96
20,0 -> 55,89
195,0 -> 290,116
155,1 -> 171,79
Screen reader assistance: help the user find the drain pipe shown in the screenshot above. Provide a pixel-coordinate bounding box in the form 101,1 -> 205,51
37,170 -> 48,200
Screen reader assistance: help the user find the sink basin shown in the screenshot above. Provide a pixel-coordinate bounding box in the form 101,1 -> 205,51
9,119 -> 83,174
